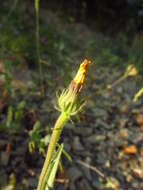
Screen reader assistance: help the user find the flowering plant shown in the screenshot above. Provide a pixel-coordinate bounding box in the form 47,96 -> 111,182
37,59 -> 90,190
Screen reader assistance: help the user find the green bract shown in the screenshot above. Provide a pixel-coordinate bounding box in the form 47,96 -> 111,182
56,88 -> 85,117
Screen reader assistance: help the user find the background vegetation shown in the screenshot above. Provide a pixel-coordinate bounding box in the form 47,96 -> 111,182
0,1 -> 143,190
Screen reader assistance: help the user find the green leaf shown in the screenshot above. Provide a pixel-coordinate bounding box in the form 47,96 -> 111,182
28,140 -> 35,153
43,144 -> 64,190
29,121 -> 41,143
40,135 -> 51,146
57,143 -> 72,163
14,101 -> 25,122
29,121 -> 41,135
6,106 -> 13,128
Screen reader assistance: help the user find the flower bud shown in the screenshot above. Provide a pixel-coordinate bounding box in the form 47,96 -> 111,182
57,59 -> 90,116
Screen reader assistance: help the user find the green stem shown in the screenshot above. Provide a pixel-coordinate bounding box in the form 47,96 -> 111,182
35,0 -> 44,96
7,0 -> 19,19
37,112 -> 68,190
109,74 -> 126,89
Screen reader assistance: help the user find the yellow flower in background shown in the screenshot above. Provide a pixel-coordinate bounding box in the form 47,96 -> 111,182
124,64 -> 138,77
107,64 -> 138,91
133,88 -> 143,102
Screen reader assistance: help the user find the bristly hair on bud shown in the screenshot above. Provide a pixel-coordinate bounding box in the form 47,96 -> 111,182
56,59 -> 91,117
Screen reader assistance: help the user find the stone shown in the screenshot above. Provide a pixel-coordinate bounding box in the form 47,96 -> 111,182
132,167 -> 143,179
72,137 -> 84,151
0,170 -> 7,186
67,167 -> 82,182
28,177 -> 37,189
1,152 -> 10,166
78,178 -> 92,190
87,134 -> 105,144
72,127 -> 93,137
92,108 -> 107,118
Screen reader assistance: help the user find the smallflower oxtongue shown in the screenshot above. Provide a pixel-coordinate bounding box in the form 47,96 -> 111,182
37,59 -> 90,190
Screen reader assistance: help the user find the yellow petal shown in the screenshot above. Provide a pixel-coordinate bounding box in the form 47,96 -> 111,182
73,59 -> 91,85
124,64 -> 138,77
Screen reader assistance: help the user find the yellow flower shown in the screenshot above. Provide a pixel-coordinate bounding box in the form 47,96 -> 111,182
74,59 -> 91,85
68,59 -> 91,95
57,59 -> 91,115
124,64 -> 138,77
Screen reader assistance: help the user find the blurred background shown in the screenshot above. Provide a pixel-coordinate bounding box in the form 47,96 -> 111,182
0,1 -> 143,190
